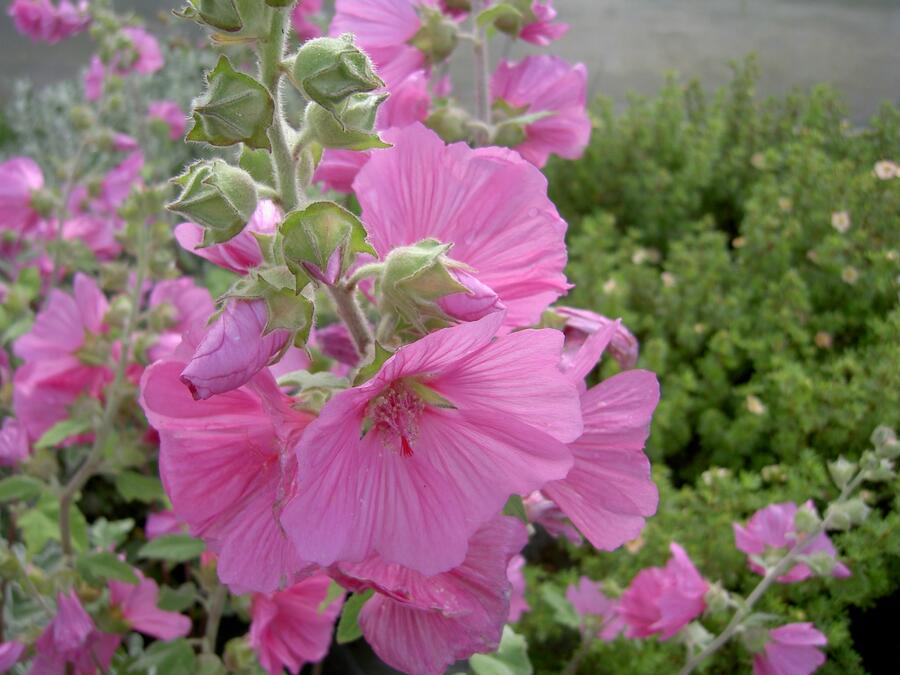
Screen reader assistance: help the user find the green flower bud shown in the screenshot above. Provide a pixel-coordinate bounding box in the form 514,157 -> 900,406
288,35 -> 383,113
280,201 -> 376,287
827,456 -> 857,490
168,159 -> 258,246
477,0 -> 530,37
265,0 -> 296,6
444,0 -> 472,10
872,425 -> 899,459
825,498 -> 869,531
425,106 -> 471,144
70,105 -> 95,132
410,8 -> 458,63
493,120 -> 528,148
805,551 -> 840,578
304,94 -> 390,151
187,56 -> 275,150
176,0 -> 271,37
793,504 -> 821,534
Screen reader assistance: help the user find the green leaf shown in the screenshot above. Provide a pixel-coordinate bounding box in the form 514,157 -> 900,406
0,476 -> 44,503
539,585 -> 580,630
76,552 -> 139,585
19,493 -> 89,555
89,518 -> 135,550
470,626 -> 533,675
336,589 -> 374,644
133,639 -> 197,675
35,417 -> 92,450
354,343 -> 394,386
476,3 -> 523,29
318,580 -> 346,613
502,494 -> 528,524
158,583 -> 199,613
138,534 -> 205,563
114,471 -> 165,504
239,146 -> 276,188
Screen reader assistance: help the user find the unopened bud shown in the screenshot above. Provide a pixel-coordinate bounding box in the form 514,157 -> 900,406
794,504 -> 821,535
304,94 -> 390,150
410,8 -> 458,63
70,105 -> 95,131
425,106 -> 471,143
437,268 -> 504,322
826,498 -> 869,531
828,456 -> 857,490
872,425 -> 899,459
805,551 -> 840,578
703,582 -> 732,616
863,457 -> 895,482
288,35 -> 383,114
177,0 -> 270,36
187,56 -> 274,150
168,159 -> 258,246
487,0 -> 533,37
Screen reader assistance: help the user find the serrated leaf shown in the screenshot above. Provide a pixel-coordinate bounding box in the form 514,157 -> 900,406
114,471 -> 165,504
76,552 -> 139,585
35,417 -> 93,450
158,583 -> 199,613
239,147 -> 276,188
539,585 -> 580,630
336,589 -> 373,644
470,626 -> 533,675
89,518 -> 135,550
138,534 -> 205,563
133,638 -> 197,675
19,493 -> 88,555
0,476 -> 44,503
502,495 -> 528,524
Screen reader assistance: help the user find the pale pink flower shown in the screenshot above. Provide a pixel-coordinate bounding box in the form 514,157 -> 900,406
557,306 -> 640,370
315,70 -> 431,193
439,268 -> 505,322
84,55 -> 105,101
566,576 -> 623,640
281,312 -> 580,575
523,491 -> 583,545
148,277 -> 215,363
734,501 -> 851,583
175,199 -> 281,275
111,133 -> 139,152
268,345 -> 314,381
13,274 -> 112,441
313,323 -> 360,367
0,417 -> 30,466
540,321 -> 659,550
520,1 -> 568,45
507,554 -> 530,622
114,27 -> 164,76
145,509 -> 186,540
109,570 -> 192,640
332,516 -> 527,675
147,100 -> 187,140
30,590 -> 120,675
249,573 -> 343,675
8,0 -> 90,44
491,55 -> 591,167
619,543 -> 708,640
180,299 -> 291,400
139,330 -> 316,593
0,156 -> 44,234
61,215 -> 121,259
291,0 -> 323,42
98,151 -> 143,211
753,623 -> 827,675
330,0 -> 439,87
354,123 -> 570,329
0,641 -> 25,671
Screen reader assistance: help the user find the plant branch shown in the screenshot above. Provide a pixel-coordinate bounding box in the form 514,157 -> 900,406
203,585 -> 227,655
48,139 -> 88,293
328,284 -> 372,359
471,0 -> 492,125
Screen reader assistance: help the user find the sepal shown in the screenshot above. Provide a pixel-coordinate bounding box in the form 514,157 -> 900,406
304,94 -> 390,150
288,35 -> 383,113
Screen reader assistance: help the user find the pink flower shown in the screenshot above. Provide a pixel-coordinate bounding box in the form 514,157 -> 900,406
281,312 -> 580,575
84,55 -> 105,101
145,509 -> 186,540
734,502 -> 851,583
0,641 -> 25,671
99,151 -> 143,211
619,543 -> 708,640
438,268 -> 505,322
30,590 -> 120,675
13,274 -> 112,441
507,554 -> 530,622
291,0 -> 323,42
330,0 -> 438,87
557,306 -> 639,370
175,200 -> 281,275
315,70 -> 431,193
520,1 -> 568,46
139,330 -> 316,593
0,418 -> 30,466
491,55 -> 591,167
60,215 -> 121,259
114,27 -> 164,76
313,323 -> 360,367
180,299 -> 291,400
0,156 -> 44,234
354,123 -> 570,329
753,623 -> 827,675
523,491 -> 583,545
148,277 -> 215,363
109,571 -> 192,640
565,577 -> 623,640
539,321 -> 659,550
147,100 -> 187,140
332,516 -> 527,675
249,573 -> 343,675
8,0 -> 90,44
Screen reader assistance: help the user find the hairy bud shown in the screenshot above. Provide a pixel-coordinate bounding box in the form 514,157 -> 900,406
410,8 -> 458,63
304,93 -> 390,150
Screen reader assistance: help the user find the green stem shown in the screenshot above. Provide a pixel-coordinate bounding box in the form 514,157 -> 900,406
328,285 -> 372,359
48,139 -> 88,294
561,633 -> 594,675
58,222 -> 150,559
259,8 -> 301,212
472,0 -> 492,126
203,585 -> 227,654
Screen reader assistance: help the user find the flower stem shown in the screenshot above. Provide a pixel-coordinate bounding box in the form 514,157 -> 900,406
259,8 -> 301,212
677,473 -> 866,675
203,585 -> 227,655
328,284 -> 373,359
472,0 -> 492,126
561,633 -> 594,675
48,139 -> 88,294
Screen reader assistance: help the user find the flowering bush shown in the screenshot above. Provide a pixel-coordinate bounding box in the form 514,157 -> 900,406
0,3 -> 897,675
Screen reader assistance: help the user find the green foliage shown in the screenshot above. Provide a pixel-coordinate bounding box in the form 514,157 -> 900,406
547,58 -> 900,480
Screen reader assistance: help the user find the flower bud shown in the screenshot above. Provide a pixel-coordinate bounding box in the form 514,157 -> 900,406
425,105 -> 471,143
493,119 -> 528,148
703,582 -> 732,616
872,425 -> 899,459
437,269 -> 505,322
445,0 -> 472,11
805,551 -> 841,578
288,35 -> 383,114
168,159 -> 258,246
304,93 -> 390,151
187,56 -> 274,150
177,0 -> 270,37
825,498 -> 869,531
827,456 -> 857,490
410,8 -> 459,63
279,201 -> 375,287
793,504 -> 821,534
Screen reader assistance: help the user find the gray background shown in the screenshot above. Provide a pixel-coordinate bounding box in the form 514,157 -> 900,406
0,0 -> 898,122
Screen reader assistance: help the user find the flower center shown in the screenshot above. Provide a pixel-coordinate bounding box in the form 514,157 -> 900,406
368,384 -> 425,458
